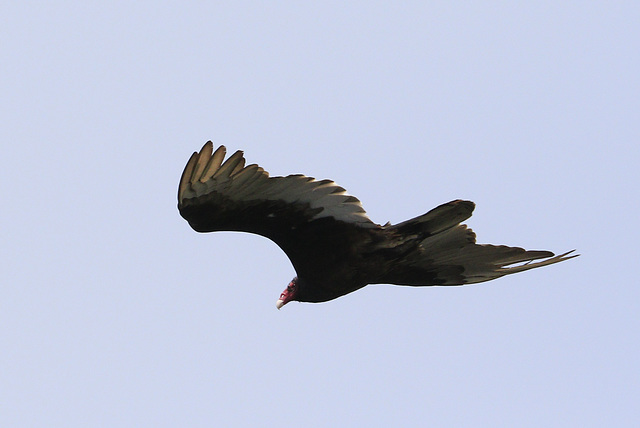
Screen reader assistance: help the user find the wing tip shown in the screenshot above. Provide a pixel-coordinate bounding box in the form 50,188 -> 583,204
554,249 -> 580,261
498,248 -> 579,274
178,151 -> 199,203
178,141 -> 230,204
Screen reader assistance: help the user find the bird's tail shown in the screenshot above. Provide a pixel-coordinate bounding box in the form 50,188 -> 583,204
383,200 -> 578,286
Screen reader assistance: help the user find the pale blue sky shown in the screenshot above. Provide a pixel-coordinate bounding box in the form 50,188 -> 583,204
2,2 -> 638,427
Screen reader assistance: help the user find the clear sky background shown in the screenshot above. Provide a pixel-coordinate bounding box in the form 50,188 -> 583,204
2,2 -> 638,427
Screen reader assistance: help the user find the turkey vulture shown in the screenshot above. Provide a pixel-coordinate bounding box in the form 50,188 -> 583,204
178,142 -> 576,309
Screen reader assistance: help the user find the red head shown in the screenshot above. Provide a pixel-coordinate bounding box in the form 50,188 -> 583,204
276,277 -> 298,310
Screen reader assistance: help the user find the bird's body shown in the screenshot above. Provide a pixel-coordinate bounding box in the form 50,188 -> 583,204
178,142 -> 576,308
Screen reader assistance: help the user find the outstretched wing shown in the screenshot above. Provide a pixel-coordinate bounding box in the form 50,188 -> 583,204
418,225 -> 578,285
178,141 -> 378,275
380,200 -> 578,286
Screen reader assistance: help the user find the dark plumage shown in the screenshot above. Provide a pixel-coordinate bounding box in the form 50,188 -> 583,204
178,142 -> 577,308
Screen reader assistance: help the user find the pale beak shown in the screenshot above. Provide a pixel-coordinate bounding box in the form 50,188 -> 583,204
276,299 -> 285,310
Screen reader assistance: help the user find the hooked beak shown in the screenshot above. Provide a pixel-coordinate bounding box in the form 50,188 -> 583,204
277,278 -> 298,310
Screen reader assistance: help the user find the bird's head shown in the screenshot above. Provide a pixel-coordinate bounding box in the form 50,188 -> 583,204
276,277 -> 298,310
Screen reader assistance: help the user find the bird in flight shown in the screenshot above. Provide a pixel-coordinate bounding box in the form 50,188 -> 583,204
178,142 -> 576,309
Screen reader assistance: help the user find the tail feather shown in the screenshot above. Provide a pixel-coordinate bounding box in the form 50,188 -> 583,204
390,200 -> 475,236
